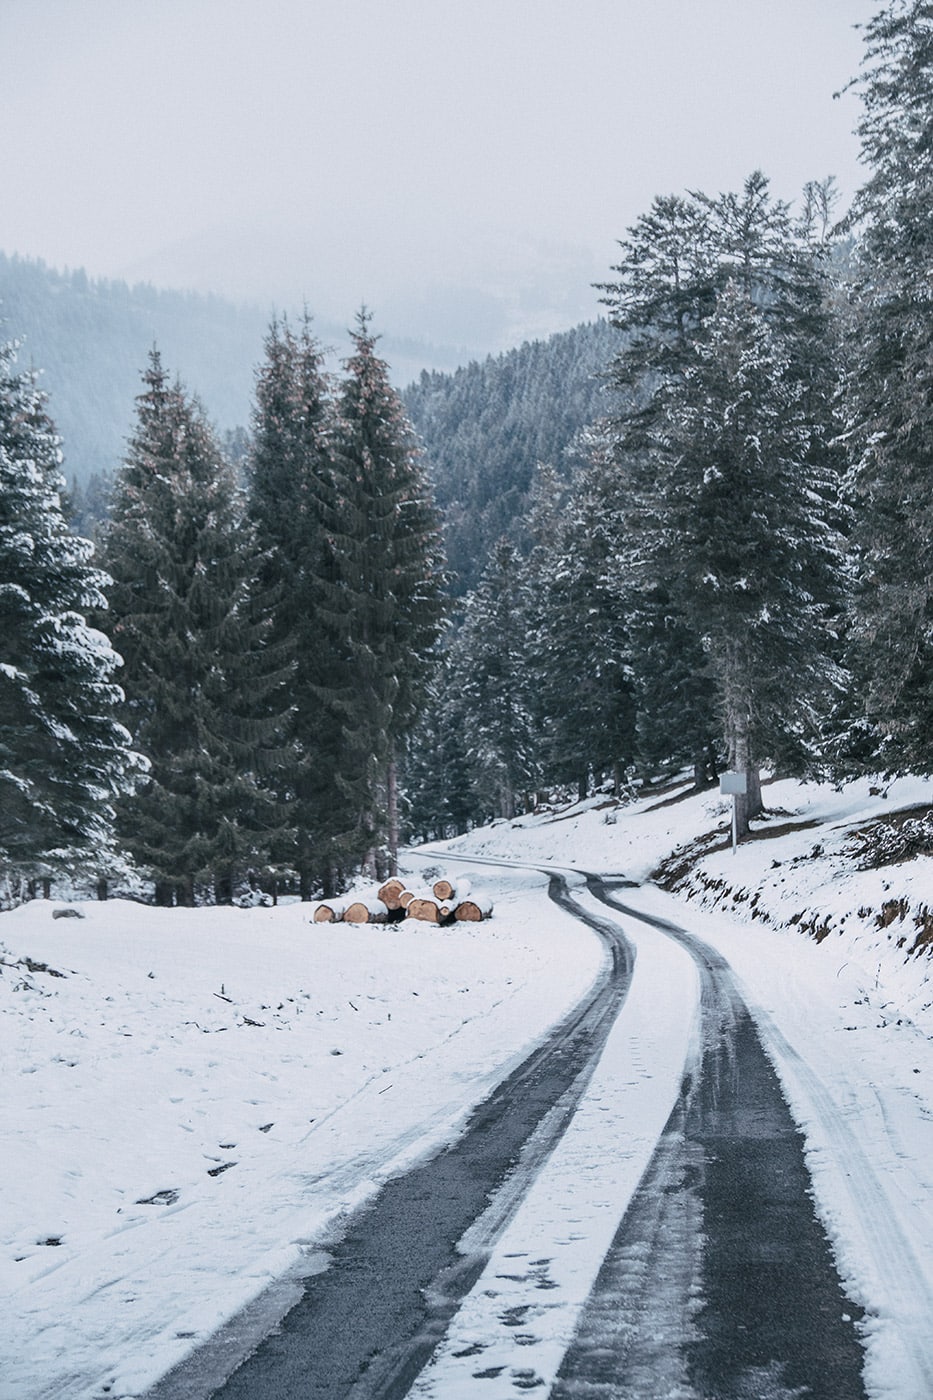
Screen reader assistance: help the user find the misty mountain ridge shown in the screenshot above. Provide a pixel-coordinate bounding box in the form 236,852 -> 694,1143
0,252 -> 617,593
0,253 -> 481,487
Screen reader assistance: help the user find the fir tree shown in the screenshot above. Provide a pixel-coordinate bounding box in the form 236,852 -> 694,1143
522,464 -> 637,798
402,655 -> 477,841
455,537 -> 538,821
0,335 -> 138,889
324,312 -> 446,874
653,282 -> 845,829
842,1 -> 933,771
101,351 -> 291,904
247,314 -> 339,895
600,175 -> 845,828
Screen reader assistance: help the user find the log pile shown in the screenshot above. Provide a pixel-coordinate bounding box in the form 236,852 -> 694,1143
311,874 -> 493,927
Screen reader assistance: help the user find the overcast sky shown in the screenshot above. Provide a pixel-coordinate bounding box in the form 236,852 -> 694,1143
2,0 -> 880,364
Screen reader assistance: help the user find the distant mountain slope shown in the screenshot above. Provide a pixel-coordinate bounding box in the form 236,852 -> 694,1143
0,254 -> 469,492
0,255 -> 620,590
0,253 -> 276,488
403,318 -> 617,592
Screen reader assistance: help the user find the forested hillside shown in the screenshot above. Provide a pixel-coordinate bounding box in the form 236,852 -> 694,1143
0,250 -> 616,593
0,255 -> 467,499
0,253 -> 273,490
3,3 -> 932,907
403,319 -> 617,592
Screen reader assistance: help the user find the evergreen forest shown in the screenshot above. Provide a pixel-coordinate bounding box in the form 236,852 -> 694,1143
2,0 -> 933,903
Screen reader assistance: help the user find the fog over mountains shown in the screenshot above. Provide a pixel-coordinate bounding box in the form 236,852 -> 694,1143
0,251 -> 539,489
0,252 -> 613,596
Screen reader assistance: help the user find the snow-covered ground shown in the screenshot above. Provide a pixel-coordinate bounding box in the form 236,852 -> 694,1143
4,774 -> 933,1398
430,774 -> 933,1399
0,873 -> 604,1399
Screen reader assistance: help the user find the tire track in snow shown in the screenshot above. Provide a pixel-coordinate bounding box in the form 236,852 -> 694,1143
562,879 -> 869,1400
148,874 -> 637,1399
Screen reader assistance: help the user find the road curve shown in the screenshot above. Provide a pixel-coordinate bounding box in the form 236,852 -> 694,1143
147,875 -> 635,1400
551,876 -> 867,1400
148,859 -> 872,1399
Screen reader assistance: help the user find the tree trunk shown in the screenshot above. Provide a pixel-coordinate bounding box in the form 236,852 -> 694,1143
386,755 -> 399,878
96,877 -> 108,901
727,688 -> 756,841
299,832 -> 314,901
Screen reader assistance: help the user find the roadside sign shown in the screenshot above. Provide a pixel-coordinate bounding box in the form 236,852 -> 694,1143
720,771 -> 747,795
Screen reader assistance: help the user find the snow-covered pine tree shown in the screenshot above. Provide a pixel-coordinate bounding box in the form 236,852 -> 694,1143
0,334 -> 139,892
402,653 -> 477,841
323,312 -> 445,875
842,1 -> 933,771
600,176 -> 845,830
100,350 -> 292,904
649,281 -> 845,832
246,314 -> 341,896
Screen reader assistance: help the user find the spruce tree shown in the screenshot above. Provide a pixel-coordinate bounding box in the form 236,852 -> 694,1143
324,312 -> 445,873
0,335 -> 138,889
101,351 -> 291,904
247,314 -> 340,895
402,656 -> 477,841
454,537 -> 538,821
600,174 -> 845,828
842,0 -> 933,771
522,464 -> 636,798
652,282 -> 845,830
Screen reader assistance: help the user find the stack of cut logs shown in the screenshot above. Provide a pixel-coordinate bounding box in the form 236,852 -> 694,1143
312,875 -> 493,926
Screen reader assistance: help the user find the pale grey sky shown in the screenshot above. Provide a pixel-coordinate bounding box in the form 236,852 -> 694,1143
1,0 -> 879,361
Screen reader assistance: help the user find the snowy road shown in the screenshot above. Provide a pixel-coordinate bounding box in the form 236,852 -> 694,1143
155,857 -> 882,1400
149,874 -> 637,1398
409,867 -> 867,1399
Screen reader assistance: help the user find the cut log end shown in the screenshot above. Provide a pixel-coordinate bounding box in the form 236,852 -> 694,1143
344,900 -> 388,925
406,897 -> 440,924
378,877 -> 406,910
312,902 -> 344,923
454,895 -> 493,922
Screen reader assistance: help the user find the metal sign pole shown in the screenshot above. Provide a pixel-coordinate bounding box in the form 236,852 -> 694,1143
732,795 -> 738,857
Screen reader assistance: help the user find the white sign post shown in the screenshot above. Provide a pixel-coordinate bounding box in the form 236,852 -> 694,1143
719,771 -> 748,856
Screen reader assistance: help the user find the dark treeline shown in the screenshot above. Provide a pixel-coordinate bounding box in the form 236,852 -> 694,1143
1,313 -> 444,905
2,0 -> 931,900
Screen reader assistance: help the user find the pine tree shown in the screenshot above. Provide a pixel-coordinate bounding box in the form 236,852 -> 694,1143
402,655 -> 477,841
842,1 -> 933,771
522,464 -> 637,798
323,312 -> 446,874
600,174 -> 845,829
247,314 -> 340,895
101,351 -> 291,903
653,282 -> 845,829
0,335 -> 138,890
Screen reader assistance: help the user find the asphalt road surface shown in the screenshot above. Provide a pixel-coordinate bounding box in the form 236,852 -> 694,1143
149,875 -> 635,1398
148,867 -> 868,1399
551,877 -> 867,1400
